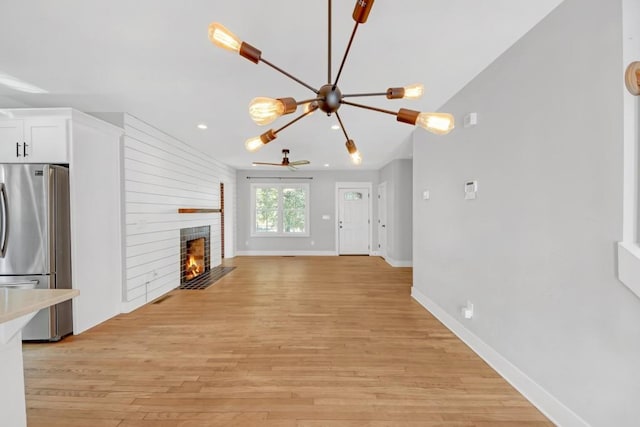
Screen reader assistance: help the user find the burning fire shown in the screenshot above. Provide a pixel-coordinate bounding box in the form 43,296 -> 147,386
185,255 -> 204,280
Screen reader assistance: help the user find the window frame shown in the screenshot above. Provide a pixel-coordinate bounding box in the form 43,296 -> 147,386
250,183 -> 310,237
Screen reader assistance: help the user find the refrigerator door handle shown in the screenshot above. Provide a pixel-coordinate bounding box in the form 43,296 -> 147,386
0,183 -> 7,258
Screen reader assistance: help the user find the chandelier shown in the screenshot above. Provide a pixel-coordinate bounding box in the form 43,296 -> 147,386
208,0 -> 455,165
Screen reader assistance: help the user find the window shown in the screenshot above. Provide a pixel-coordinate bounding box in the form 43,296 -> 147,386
344,191 -> 363,201
251,183 -> 309,236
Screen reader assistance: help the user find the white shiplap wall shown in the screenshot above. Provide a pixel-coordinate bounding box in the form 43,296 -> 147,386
121,114 -> 235,312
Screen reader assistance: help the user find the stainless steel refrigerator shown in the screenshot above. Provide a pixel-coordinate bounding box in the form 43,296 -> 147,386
0,164 -> 73,341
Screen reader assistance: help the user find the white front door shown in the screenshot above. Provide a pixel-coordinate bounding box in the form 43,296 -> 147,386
377,182 -> 387,258
338,187 -> 370,254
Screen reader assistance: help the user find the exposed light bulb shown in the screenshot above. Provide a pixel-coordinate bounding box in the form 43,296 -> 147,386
208,22 -> 242,53
245,136 -> 264,152
345,139 -> 362,165
350,151 -> 363,165
403,83 -> 424,100
249,97 -> 285,126
302,101 -> 318,115
416,112 -> 455,135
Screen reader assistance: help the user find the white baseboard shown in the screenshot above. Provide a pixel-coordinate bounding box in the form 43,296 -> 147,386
411,286 -> 589,427
120,296 -> 145,314
385,257 -> 413,267
236,250 -> 338,256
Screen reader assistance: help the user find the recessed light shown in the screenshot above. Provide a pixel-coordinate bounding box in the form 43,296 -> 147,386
330,124 -> 340,130
197,123 -> 208,130
324,163 -> 330,168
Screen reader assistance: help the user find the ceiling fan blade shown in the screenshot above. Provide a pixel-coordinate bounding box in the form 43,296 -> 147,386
252,162 -> 283,166
289,160 -> 310,166
287,165 -> 298,171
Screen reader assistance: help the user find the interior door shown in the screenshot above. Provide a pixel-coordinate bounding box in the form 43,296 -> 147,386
338,187 -> 370,255
377,182 -> 387,258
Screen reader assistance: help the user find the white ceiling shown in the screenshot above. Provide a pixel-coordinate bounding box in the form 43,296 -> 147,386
0,0 -> 563,170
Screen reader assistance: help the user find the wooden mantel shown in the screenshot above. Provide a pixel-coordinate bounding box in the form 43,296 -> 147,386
178,208 -> 222,214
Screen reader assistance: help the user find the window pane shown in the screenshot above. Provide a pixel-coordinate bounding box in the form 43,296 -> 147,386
344,191 -> 362,201
284,209 -> 305,233
283,188 -> 306,209
283,188 -> 306,233
255,187 -> 278,233
256,208 -> 278,232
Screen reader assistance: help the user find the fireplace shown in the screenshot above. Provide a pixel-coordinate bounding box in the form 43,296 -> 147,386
180,226 -> 210,287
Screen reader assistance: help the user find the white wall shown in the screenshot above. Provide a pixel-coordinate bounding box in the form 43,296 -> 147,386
236,169 -> 378,255
120,114 -> 236,312
69,111 -> 124,333
379,159 -> 413,266
412,0 -> 640,425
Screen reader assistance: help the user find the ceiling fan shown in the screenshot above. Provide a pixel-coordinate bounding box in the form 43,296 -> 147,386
252,149 -> 310,170
208,0 -> 455,166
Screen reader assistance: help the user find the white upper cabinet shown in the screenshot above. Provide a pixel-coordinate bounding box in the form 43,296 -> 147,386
0,117 -> 68,163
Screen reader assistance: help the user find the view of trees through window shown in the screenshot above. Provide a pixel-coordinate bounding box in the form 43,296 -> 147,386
254,185 -> 307,235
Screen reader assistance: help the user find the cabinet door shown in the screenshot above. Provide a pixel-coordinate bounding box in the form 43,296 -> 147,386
0,120 -> 25,162
23,117 -> 68,163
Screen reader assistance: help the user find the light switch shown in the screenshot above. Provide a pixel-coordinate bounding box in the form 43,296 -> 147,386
464,180 -> 478,200
322,214 -> 331,220
464,112 -> 478,128
422,190 -> 430,200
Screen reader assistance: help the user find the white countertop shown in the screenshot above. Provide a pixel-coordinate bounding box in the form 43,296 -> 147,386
0,289 -> 79,324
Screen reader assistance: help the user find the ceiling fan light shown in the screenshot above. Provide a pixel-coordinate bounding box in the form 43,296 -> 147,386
249,97 -> 296,126
417,112 -> 455,135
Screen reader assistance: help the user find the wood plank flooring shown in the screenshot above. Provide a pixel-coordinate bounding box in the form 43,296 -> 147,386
22,256 -> 551,426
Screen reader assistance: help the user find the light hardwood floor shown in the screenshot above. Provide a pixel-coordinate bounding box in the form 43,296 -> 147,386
23,256 -> 551,426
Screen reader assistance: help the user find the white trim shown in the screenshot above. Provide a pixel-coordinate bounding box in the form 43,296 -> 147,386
618,0 -> 640,298
385,257 -> 412,267
335,182 -> 373,255
411,287 -> 590,427
377,181 -> 388,259
617,242 -> 640,298
236,250 -> 337,256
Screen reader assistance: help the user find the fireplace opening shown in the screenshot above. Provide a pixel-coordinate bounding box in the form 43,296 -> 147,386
180,226 -> 211,288
185,237 -> 206,281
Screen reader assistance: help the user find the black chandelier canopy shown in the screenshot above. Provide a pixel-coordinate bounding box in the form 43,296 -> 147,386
208,0 -> 455,165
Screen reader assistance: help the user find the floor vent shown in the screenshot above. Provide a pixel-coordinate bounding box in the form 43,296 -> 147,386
152,295 -> 172,304
179,266 -> 236,290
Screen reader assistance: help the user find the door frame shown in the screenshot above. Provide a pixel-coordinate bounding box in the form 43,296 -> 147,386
377,181 -> 387,259
335,182 -> 373,255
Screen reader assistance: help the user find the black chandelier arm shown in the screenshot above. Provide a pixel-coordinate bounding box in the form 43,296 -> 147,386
334,111 -> 351,141
340,100 -> 397,117
342,92 -> 388,98
260,57 -> 319,94
274,106 -> 319,134
332,22 -> 359,90
328,0 -> 332,84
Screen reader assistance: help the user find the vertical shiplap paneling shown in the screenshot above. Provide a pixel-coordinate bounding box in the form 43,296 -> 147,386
122,115 -> 235,311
